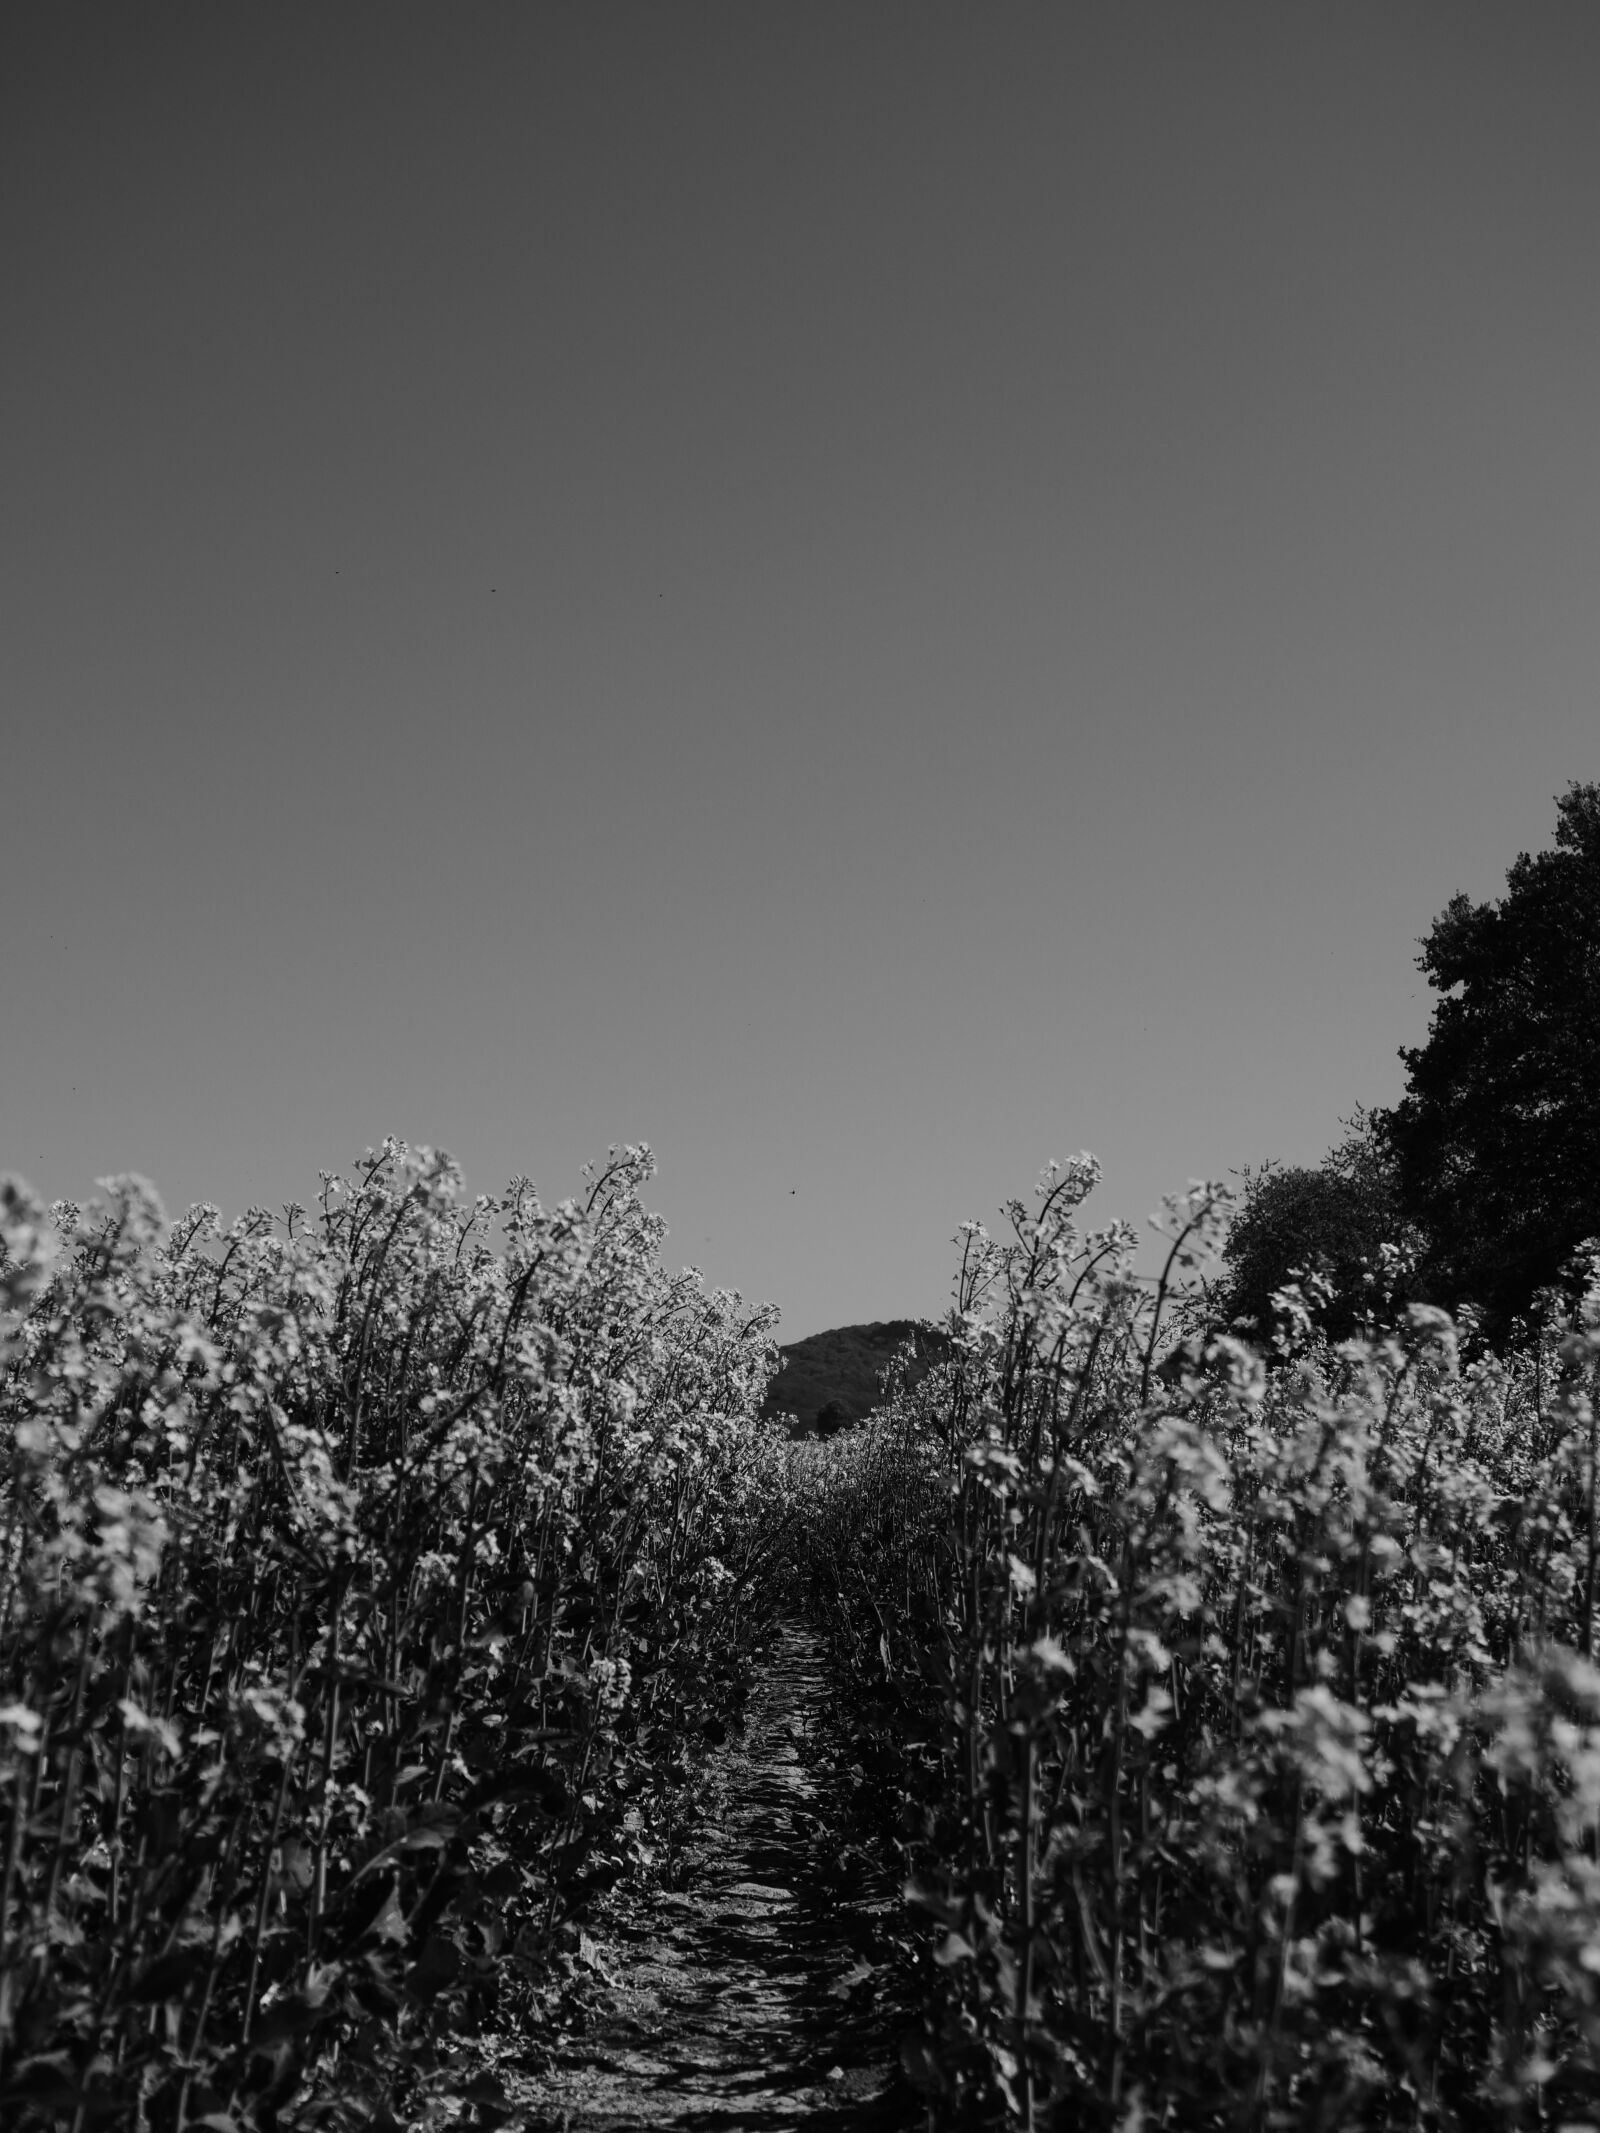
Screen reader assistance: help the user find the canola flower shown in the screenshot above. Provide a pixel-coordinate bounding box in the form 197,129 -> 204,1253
0,1141 -> 794,2130
801,1160 -> 1600,2130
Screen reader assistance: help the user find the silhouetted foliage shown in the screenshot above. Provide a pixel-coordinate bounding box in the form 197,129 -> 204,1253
1216,1110 -> 1419,1342
1382,781 -> 1600,1341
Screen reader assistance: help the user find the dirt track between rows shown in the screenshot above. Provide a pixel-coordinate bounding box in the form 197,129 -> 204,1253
515,1624 -> 915,2132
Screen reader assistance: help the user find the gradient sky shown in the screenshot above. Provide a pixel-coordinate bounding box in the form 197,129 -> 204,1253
5,4 -> 1599,1339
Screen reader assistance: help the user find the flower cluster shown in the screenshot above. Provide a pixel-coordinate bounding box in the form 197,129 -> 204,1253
0,1141 -> 792,2129
803,1162 -> 1600,2128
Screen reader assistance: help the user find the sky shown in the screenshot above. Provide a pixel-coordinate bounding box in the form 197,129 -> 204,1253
4,4 -> 1599,1341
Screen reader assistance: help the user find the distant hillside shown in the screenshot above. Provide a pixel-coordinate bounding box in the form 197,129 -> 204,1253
760,1318 -> 951,1437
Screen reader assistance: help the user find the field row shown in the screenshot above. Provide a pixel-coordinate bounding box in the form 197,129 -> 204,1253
808,1162 -> 1600,2128
0,1145 -> 793,2130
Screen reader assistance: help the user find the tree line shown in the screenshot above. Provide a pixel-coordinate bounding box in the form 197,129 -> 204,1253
1218,780 -> 1600,1349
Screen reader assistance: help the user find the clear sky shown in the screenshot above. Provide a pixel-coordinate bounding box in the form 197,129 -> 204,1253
5,4 -> 1599,1340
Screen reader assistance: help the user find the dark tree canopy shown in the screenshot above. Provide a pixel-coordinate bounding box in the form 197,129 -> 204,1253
1380,781 -> 1600,1338
1217,1111 -> 1416,1342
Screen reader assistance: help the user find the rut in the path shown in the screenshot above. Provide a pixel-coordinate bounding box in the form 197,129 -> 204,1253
518,1622 -> 916,2132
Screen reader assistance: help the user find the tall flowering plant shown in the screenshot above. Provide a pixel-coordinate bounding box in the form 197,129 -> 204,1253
807,1162 -> 1600,2129
0,1143 -> 791,2130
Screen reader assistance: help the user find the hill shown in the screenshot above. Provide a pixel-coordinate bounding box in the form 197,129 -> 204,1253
760,1318 -> 950,1436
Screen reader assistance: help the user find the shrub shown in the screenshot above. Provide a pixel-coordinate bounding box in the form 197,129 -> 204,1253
1216,1111 -> 1421,1344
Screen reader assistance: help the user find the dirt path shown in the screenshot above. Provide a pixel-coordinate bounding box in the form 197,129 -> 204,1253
515,1623 -> 913,2132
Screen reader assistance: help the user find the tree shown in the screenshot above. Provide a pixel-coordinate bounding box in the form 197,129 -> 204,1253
1216,1109 -> 1417,1342
813,1399 -> 850,1438
1380,781 -> 1600,1339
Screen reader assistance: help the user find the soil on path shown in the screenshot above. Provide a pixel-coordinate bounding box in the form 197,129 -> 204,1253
517,1623 -> 917,2132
